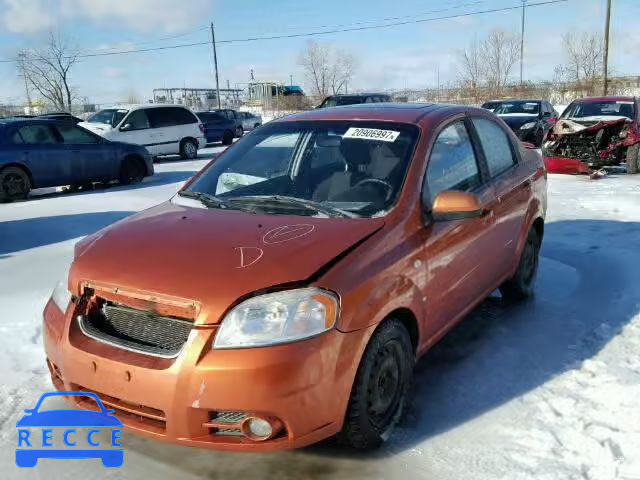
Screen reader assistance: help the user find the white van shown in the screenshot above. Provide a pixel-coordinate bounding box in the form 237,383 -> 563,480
80,104 -> 207,159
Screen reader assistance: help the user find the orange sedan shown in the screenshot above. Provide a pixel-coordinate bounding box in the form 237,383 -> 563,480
43,104 -> 547,451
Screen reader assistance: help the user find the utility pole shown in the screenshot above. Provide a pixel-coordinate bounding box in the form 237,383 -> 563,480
520,0 -> 526,85
210,22 -> 221,109
290,74 -> 293,86
17,53 -> 32,113
603,0 -> 612,95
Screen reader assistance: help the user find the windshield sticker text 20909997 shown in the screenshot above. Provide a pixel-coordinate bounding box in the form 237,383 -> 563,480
343,128 -> 400,142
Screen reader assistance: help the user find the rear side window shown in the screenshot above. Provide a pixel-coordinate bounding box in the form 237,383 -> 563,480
425,122 -> 480,202
147,107 -> 196,128
55,124 -> 99,144
471,118 -> 516,177
14,125 -> 58,144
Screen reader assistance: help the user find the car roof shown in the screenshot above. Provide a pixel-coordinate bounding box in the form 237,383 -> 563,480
573,96 -> 635,104
275,103 -> 469,125
100,104 -> 190,111
326,93 -> 390,98
483,99 -> 543,103
0,117 -> 54,126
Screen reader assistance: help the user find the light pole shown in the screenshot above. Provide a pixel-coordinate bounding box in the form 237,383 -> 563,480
17,53 -> 32,113
520,0 -> 527,85
603,0 -> 612,95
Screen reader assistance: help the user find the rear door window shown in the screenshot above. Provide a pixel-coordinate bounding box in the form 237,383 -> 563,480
15,125 -> 59,144
55,124 -> 99,144
471,118 -> 517,177
425,121 -> 481,202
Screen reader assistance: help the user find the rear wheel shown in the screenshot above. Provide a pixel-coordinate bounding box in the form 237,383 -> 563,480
626,144 -> 640,174
338,319 -> 413,450
500,228 -> 541,300
180,138 -> 198,160
222,130 -> 234,146
0,166 -> 31,202
119,156 -> 145,185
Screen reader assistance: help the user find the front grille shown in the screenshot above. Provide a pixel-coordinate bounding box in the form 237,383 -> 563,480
78,303 -> 192,358
206,411 -> 247,437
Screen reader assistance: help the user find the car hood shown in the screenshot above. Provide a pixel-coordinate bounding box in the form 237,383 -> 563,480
78,121 -> 114,136
497,114 -> 538,128
72,201 -> 385,325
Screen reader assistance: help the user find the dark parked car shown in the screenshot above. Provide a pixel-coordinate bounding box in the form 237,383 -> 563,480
318,93 -> 392,108
0,118 -> 154,202
38,112 -> 83,124
211,109 -> 245,138
481,99 -> 557,146
195,111 -> 236,145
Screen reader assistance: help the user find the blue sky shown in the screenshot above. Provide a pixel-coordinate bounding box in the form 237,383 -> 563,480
0,0 -> 638,105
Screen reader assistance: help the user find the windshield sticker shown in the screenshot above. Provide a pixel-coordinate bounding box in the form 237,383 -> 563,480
343,127 -> 400,142
616,101 -> 634,104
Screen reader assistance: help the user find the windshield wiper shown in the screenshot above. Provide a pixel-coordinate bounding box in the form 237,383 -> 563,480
227,195 -> 357,218
178,190 -> 229,209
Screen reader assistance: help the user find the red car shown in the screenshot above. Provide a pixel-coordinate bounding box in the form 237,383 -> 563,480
543,96 -> 640,174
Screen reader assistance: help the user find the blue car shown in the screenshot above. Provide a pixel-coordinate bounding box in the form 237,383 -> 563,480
195,111 -> 236,145
16,391 -> 124,468
0,117 -> 154,202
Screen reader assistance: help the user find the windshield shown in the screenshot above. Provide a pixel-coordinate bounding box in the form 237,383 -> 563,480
562,100 -> 635,120
320,96 -> 365,108
86,108 -> 129,127
492,101 -> 540,116
183,121 -> 418,218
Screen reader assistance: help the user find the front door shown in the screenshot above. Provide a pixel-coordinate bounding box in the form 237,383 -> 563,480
117,109 -> 156,153
419,120 -> 497,345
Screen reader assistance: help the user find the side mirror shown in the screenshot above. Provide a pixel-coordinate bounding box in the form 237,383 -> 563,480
120,123 -> 134,131
431,191 -> 485,222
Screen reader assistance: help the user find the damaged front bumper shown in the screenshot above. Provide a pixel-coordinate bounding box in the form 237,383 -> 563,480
542,117 -> 640,174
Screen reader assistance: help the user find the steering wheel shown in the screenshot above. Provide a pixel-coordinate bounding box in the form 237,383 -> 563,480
353,178 -> 394,201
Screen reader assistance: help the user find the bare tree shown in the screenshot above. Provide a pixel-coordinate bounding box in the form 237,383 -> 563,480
481,30 -> 520,96
554,31 -> 604,95
17,32 -> 79,111
458,36 -> 484,103
298,41 -> 356,100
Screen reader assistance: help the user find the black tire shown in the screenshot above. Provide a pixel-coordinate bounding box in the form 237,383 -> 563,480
222,130 -> 234,146
235,126 -> 244,138
180,138 -> 198,160
254,123 -> 261,129
119,156 -> 145,185
626,144 -> 639,174
534,129 -> 544,147
0,166 -> 31,202
337,319 -> 414,450
500,228 -> 541,300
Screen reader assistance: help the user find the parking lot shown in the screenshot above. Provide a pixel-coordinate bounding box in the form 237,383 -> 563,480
1,142 -> 639,479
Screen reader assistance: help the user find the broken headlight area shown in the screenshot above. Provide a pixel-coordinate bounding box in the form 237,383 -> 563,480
542,118 -> 640,172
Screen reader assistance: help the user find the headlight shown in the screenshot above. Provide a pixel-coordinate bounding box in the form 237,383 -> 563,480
51,268 -> 72,313
213,288 -> 339,349
520,122 -> 536,130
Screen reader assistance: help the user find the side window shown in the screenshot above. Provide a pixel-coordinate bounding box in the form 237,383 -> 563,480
56,125 -> 99,144
471,118 -> 516,177
10,130 -> 24,143
425,122 -> 481,202
365,96 -> 375,103
169,107 -> 198,125
122,109 -> 150,130
16,125 -> 59,144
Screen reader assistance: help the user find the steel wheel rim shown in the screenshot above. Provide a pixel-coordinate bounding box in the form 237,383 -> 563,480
185,141 -> 197,158
521,236 -> 539,286
367,341 -> 404,430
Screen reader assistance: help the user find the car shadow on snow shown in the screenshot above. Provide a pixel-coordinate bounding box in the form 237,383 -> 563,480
0,211 -> 134,255
88,220 -> 640,478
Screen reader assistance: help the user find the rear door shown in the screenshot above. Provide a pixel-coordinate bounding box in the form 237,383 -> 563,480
469,116 -> 531,280
9,123 -> 75,188
421,120 -> 496,341
53,123 -> 118,182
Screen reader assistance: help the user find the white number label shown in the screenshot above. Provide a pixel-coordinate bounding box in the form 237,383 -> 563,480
343,127 -> 400,142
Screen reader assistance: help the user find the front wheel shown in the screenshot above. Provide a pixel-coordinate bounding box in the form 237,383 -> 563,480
500,228 -> 541,300
235,126 -> 244,138
626,144 -> 640,174
180,138 -> 198,160
338,319 -> 413,450
0,166 -> 31,202
119,157 -> 145,185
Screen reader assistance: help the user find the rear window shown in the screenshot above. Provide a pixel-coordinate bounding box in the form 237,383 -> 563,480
320,96 -> 366,108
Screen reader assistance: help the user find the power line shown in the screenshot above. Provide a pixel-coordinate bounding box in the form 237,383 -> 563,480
0,0 -> 568,64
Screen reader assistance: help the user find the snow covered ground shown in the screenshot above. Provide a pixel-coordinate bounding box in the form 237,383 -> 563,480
1,149 -> 639,479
